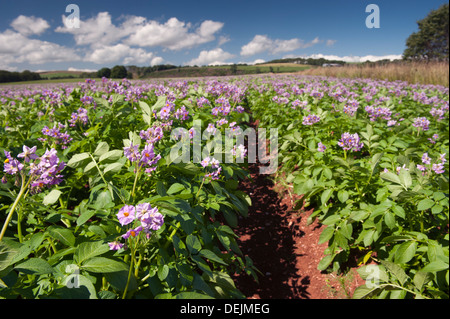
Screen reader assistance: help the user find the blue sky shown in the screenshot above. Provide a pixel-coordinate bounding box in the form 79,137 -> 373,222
0,0 -> 447,71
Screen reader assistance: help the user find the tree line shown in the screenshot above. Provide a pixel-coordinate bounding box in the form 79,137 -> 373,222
0,70 -> 41,83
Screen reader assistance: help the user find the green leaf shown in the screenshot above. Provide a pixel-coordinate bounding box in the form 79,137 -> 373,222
139,101 -> 152,125
318,226 -> 334,244
0,241 -> 19,272
381,260 -> 408,285
321,215 -> 341,226
48,226 -> 76,247
186,234 -> 202,255
321,189 -> 333,205
43,189 -> 62,206
67,152 -> 91,168
93,142 -> 109,157
352,284 -> 381,299
199,249 -> 227,265
76,210 -> 95,226
317,254 -> 335,271
421,260 -> 449,273
167,183 -> 185,195
103,162 -> 123,174
14,258 -> 54,275
75,241 -> 110,265
417,198 -> 435,211
337,190 -> 349,203
394,241 -> 417,264
413,272 -> 433,291
81,257 -> 128,273
380,172 -> 401,185
157,264 -> 169,281
99,150 -> 123,163
398,169 -> 412,189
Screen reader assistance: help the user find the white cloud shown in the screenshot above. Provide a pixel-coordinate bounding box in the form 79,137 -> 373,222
150,56 -> 164,66
68,67 -> 98,72
240,35 -> 320,56
186,48 -> 234,66
85,43 -> 161,65
11,15 -> 50,36
295,53 -> 402,62
0,29 -> 80,65
326,39 -> 337,47
56,12 -> 224,51
126,18 -> 224,50
56,12 -> 125,47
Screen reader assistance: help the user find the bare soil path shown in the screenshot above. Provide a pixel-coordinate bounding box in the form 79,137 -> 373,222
231,122 -> 365,299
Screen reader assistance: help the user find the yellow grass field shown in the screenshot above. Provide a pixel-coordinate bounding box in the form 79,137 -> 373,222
297,62 -> 449,87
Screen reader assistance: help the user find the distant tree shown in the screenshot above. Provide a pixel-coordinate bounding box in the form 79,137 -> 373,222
403,3 -> 449,60
97,67 -> 111,78
110,65 -> 128,79
230,64 -> 238,75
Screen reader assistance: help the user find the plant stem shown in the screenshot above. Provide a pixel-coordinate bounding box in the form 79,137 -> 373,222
122,241 -> 136,299
0,174 -> 29,242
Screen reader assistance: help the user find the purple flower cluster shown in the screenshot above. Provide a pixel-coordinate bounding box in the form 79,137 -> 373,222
417,153 -> 446,175
302,114 -> 321,125
40,124 -> 73,149
174,105 -> 189,121
338,132 -> 364,152
109,203 -> 164,250
123,142 -> 161,174
412,117 -> 430,131
343,104 -> 359,117
318,142 -> 327,152
200,157 -> 222,180
69,107 -> 89,127
3,146 -> 65,193
196,97 -> 211,108
231,144 -> 247,160
430,107 -> 447,121
365,105 -> 392,121
139,126 -> 164,144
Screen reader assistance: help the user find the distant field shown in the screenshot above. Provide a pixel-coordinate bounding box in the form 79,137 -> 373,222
297,61 -> 449,86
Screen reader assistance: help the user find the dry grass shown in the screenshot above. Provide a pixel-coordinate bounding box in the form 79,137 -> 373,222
297,62 -> 449,87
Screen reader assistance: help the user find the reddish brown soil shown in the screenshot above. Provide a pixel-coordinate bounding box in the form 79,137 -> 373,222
231,124 -> 365,299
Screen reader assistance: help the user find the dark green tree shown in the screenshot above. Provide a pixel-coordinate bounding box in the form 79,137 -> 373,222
110,65 -> 128,79
403,3 -> 449,60
97,67 -> 111,78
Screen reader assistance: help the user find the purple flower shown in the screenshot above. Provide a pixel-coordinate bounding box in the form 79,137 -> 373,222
201,157 -> 210,168
412,117 -> 430,131
421,153 -> 432,165
417,164 -> 427,172
140,143 -> 155,166
122,226 -> 143,239
140,207 -> 164,231
432,163 -> 445,174
318,142 -> 326,152
108,241 -> 124,251
117,205 -> 136,226
338,132 -> 364,152
124,143 -> 140,162
17,145 -> 38,162
302,114 -> 320,125
3,155 -> 24,175
135,202 -> 152,220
